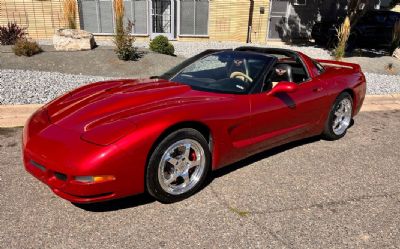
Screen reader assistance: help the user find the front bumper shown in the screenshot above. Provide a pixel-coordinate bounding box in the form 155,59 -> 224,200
24,156 -> 117,203
22,119 -> 144,203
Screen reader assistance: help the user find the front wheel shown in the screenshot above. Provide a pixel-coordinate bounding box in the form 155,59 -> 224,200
323,92 -> 353,140
146,128 -> 211,203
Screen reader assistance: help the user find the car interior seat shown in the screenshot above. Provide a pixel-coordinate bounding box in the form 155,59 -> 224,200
271,64 -> 294,83
263,63 -> 294,92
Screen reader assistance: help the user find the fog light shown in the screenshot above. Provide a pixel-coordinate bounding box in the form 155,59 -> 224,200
74,175 -> 115,183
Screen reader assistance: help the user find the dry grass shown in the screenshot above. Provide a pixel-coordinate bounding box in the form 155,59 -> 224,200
112,0 -> 138,61
113,0 -> 125,34
63,0 -> 77,29
334,16 -> 351,61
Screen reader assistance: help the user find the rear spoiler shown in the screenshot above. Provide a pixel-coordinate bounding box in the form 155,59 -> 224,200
316,59 -> 362,72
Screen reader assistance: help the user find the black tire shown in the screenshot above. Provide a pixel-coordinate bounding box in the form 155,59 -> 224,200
322,92 -> 353,141
146,128 -> 211,203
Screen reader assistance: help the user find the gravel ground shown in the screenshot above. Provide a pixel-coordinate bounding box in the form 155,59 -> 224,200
1,110 -> 400,248
364,72 -> 400,95
95,40 -> 333,59
0,45 -> 185,78
1,41 -> 399,104
1,69 -> 400,105
0,70 -> 111,104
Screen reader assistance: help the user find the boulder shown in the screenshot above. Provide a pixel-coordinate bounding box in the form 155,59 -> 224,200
53,29 -> 96,51
393,48 -> 400,60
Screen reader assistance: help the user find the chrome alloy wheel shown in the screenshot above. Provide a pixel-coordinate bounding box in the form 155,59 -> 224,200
332,98 -> 352,135
158,139 -> 206,195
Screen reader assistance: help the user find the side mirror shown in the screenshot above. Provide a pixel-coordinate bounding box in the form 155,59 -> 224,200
267,81 -> 298,96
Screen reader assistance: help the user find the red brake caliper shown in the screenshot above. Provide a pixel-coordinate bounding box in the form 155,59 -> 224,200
189,149 -> 197,161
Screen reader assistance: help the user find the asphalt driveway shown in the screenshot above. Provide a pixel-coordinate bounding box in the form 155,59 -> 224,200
1,110 -> 399,249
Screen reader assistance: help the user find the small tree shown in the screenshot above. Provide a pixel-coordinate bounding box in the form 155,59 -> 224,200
63,0 -> 77,29
113,0 -> 138,60
334,16 -> 351,60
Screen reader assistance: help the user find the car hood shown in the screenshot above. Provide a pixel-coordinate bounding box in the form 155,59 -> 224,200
45,78 -> 213,133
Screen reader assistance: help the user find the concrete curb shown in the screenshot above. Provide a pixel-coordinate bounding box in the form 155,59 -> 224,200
1,95 -> 399,128
0,104 -> 42,128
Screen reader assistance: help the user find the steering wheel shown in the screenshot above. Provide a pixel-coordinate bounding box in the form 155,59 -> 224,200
230,72 -> 253,83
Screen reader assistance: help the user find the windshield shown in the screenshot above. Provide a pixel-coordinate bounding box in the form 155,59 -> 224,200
164,51 -> 273,94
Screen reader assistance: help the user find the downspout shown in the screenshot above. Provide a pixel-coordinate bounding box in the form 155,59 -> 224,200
247,0 -> 255,43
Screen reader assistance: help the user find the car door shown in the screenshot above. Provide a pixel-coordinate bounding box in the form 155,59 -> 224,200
248,76 -> 327,154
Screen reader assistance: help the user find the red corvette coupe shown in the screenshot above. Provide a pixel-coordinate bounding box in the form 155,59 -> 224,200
23,47 -> 366,203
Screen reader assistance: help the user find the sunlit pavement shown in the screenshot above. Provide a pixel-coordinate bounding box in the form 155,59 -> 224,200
1,110 -> 399,248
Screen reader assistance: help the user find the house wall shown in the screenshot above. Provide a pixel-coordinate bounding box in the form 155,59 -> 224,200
0,0 -> 80,39
0,0 -> 270,43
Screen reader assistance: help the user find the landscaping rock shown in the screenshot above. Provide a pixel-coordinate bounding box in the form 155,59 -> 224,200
393,48 -> 400,60
53,29 -> 96,51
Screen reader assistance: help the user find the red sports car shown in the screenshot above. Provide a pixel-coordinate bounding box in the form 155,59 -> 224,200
22,47 -> 366,203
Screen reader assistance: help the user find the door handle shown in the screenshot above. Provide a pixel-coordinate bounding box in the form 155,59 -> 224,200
313,87 -> 323,92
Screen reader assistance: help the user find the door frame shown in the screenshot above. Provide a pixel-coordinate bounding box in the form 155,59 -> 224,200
150,0 -> 175,39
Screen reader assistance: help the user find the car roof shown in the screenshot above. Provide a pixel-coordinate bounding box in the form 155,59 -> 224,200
235,46 -> 299,57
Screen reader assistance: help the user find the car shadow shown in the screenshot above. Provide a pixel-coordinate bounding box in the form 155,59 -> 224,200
205,135 -> 322,185
72,193 -> 155,212
73,133 -> 336,212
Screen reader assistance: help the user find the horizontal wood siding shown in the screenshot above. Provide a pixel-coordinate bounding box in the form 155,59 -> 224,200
184,0 -> 269,43
1,0 -> 270,42
0,0 -> 80,39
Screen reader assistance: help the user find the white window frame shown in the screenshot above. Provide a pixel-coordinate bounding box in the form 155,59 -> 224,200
80,0 -> 149,36
177,0 -> 210,37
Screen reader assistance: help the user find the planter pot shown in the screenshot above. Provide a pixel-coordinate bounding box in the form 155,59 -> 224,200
53,29 -> 96,51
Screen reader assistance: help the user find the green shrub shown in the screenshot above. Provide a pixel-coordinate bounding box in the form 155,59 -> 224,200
149,35 -> 174,56
114,21 -> 139,61
13,39 -> 43,57
0,22 -> 26,45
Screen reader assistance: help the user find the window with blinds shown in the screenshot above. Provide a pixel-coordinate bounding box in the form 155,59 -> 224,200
180,0 -> 209,36
79,0 -> 148,34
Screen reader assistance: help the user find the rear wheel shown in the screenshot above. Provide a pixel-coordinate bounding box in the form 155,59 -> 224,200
146,128 -> 211,203
323,92 -> 353,140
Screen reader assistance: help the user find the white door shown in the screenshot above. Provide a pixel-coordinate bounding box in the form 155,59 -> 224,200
150,0 -> 175,39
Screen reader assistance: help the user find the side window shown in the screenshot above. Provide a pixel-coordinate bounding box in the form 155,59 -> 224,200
181,55 -> 226,73
312,60 -> 325,76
